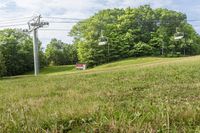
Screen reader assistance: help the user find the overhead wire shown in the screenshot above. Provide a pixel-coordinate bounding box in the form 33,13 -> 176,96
1,16 -> 200,23
0,16 -> 32,22
0,23 -> 28,28
1,16 -> 200,24
39,28 -> 71,31
1,16 -> 200,31
43,17 -> 85,21
0,16 -> 33,27
0,20 -> 30,25
48,21 -> 80,24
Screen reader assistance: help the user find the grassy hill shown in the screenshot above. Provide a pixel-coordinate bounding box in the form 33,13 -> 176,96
1,56 -> 200,132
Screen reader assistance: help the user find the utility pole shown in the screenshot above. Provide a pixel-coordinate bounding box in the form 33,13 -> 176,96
33,29 -> 39,75
26,15 -> 49,76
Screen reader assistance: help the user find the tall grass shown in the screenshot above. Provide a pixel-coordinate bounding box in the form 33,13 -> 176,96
0,56 -> 200,132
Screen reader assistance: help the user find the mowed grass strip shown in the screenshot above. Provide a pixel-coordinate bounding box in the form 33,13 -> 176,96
0,56 -> 200,132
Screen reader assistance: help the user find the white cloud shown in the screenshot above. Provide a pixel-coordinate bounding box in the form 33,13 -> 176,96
0,3 -> 6,8
0,0 -> 100,47
103,0 -> 173,9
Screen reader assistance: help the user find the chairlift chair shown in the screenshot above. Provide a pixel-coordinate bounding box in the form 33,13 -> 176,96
174,32 -> 184,40
98,35 -> 108,46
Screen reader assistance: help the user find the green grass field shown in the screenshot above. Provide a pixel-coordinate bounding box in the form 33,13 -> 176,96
1,56 -> 200,132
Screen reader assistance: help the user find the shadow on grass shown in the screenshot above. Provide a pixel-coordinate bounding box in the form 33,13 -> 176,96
0,75 -> 35,81
40,65 -> 75,74
0,65 -> 76,81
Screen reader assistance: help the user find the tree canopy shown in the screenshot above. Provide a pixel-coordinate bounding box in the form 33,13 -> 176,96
1,5 -> 200,77
0,51 -> 6,77
45,38 -> 78,66
0,29 -> 46,76
70,5 -> 200,66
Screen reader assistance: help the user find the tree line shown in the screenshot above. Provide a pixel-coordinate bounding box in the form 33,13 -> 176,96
0,30 -> 77,77
1,5 -> 200,77
45,38 -> 78,66
0,29 -> 48,77
70,5 -> 200,66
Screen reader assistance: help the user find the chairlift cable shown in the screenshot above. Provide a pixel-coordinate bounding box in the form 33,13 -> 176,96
43,17 -> 85,21
0,23 -> 27,28
39,28 -> 71,31
0,16 -> 33,22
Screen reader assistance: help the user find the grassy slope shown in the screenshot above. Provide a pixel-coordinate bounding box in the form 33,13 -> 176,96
0,56 -> 200,132
25,65 -> 76,75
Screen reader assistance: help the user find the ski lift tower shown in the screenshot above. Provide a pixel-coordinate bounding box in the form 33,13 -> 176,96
27,15 -> 49,76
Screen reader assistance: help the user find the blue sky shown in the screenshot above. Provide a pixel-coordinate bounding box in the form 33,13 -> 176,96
0,0 -> 199,47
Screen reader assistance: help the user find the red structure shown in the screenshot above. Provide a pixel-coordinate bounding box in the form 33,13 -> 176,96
76,64 -> 87,70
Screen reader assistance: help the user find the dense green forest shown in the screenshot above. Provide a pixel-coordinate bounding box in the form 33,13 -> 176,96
70,5 -> 200,66
0,31 -> 77,77
45,38 -> 78,66
1,5 -> 200,77
0,29 -> 46,77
